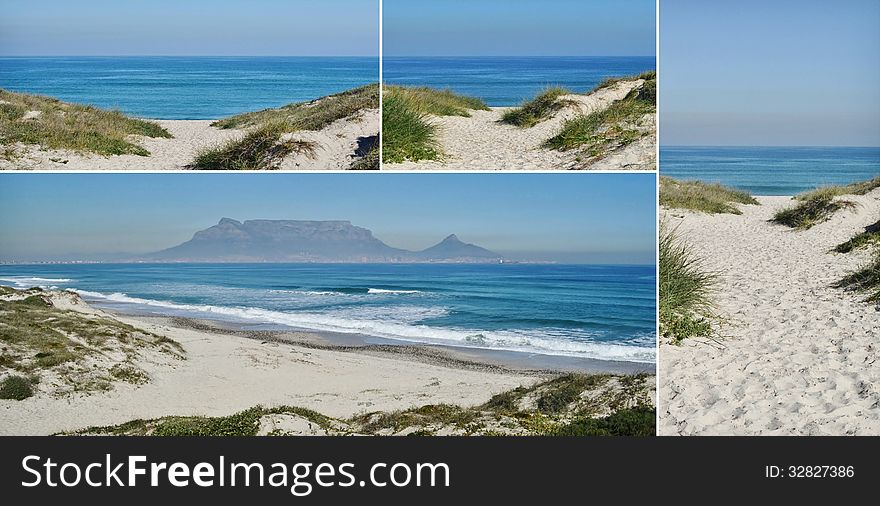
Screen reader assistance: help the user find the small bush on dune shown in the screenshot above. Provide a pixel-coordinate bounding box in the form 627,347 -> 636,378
660,176 -> 758,215
659,224 -> 717,343
796,176 -> 880,201
0,375 -> 35,400
551,406 -> 655,436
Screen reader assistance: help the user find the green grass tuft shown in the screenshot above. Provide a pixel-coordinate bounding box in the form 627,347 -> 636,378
543,72 -> 656,157
834,220 -> 880,253
772,190 -> 855,230
381,92 -> 440,164
500,87 -> 572,127
0,88 -> 171,157
0,374 -> 35,400
659,224 -> 717,343
660,176 -> 758,215
834,249 -> 880,302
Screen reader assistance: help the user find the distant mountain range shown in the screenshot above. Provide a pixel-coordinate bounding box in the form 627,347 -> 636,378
141,218 -> 503,263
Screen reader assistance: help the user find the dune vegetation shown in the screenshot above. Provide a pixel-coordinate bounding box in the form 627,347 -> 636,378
70,373 -> 655,436
0,287 -> 185,399
660,176 -> 758,214
381,86 -> 489,164
835,220 -> 880,253
193,84 -> 378,170
0,88 -> 171,157
773,189 -> 856,230
501,87 -> 573,128
834,249 -> 880,303
543,71 -> 655,159
659,225 -> 717,343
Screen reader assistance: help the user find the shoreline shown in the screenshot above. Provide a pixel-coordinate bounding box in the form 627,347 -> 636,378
0,289 -> 654,435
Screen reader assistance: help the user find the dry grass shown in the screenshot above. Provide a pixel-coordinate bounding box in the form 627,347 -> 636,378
0,88 -> 171,156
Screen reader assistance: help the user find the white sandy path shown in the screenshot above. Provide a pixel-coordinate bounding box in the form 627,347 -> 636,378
387,80 -> 655,171
660,189 -> 880,436
0,308 -> 538,436
0,111 -> 379,171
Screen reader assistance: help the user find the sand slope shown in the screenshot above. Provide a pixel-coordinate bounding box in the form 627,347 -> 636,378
0,111 -> 379,171
660,189 -> 880,435
387,80 -> 656,171
0,295 -> 538,436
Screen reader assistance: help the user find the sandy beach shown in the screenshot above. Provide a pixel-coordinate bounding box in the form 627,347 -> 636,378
0,287 -> 658,435
0,110 -> 378,171
660,189 -> 880,435
387,80 -> 655,171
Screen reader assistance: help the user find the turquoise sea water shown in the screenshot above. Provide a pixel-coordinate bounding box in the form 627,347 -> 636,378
383,56 -> 655,106
0,57 -> 378,119
0,263 -> 656,364
660,146 -> 880,195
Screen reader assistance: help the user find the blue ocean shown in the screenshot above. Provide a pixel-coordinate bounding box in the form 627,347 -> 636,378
0,57 -> 378,119
383,56 -> 655,106
0,263 -> 656,364
661,146 -> 880,196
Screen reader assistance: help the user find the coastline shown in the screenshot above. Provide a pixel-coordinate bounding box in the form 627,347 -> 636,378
0,290 -> 653,435
660,190 -> 880,435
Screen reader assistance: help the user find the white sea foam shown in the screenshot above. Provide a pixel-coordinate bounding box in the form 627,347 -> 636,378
0,277 -> 73,288
74,289 -> 656,363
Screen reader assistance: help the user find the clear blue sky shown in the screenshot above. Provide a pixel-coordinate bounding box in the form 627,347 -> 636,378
0,0 -> 379,56
662,0 -> 880,146
384,0 -> 655,56
0,174 -> 656,264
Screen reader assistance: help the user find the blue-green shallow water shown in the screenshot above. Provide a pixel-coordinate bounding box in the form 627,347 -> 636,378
383,56 -> 655,106
0,57 -> 378,119
661,146 -> 880,195
0,263 -> 656,364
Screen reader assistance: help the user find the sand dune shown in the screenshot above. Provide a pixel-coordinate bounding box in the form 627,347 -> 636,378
387,80 -> 656,171
0,290 -> 538,435
660,189 -> 880,435
0,112 -> 378,171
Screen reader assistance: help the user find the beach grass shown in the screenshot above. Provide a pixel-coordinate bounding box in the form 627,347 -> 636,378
500,87 -> 573,127
70,373 -> 655,436
834,248 -> 880,302
212,84 -> 378,130
772,189 -> 855,230
0,88 -> 171,156
834,220 -> 880,253
0,374 -> 35,400
193,122 -> 317,170
795,176 -> 880,201
543,72 -> 656,157
595,70 -> 657,91
383,86 -> 489,118
381,92 -> 440,164
659,224 -> 717,343
660,176 -> 758,214
193,85 -> 378,170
